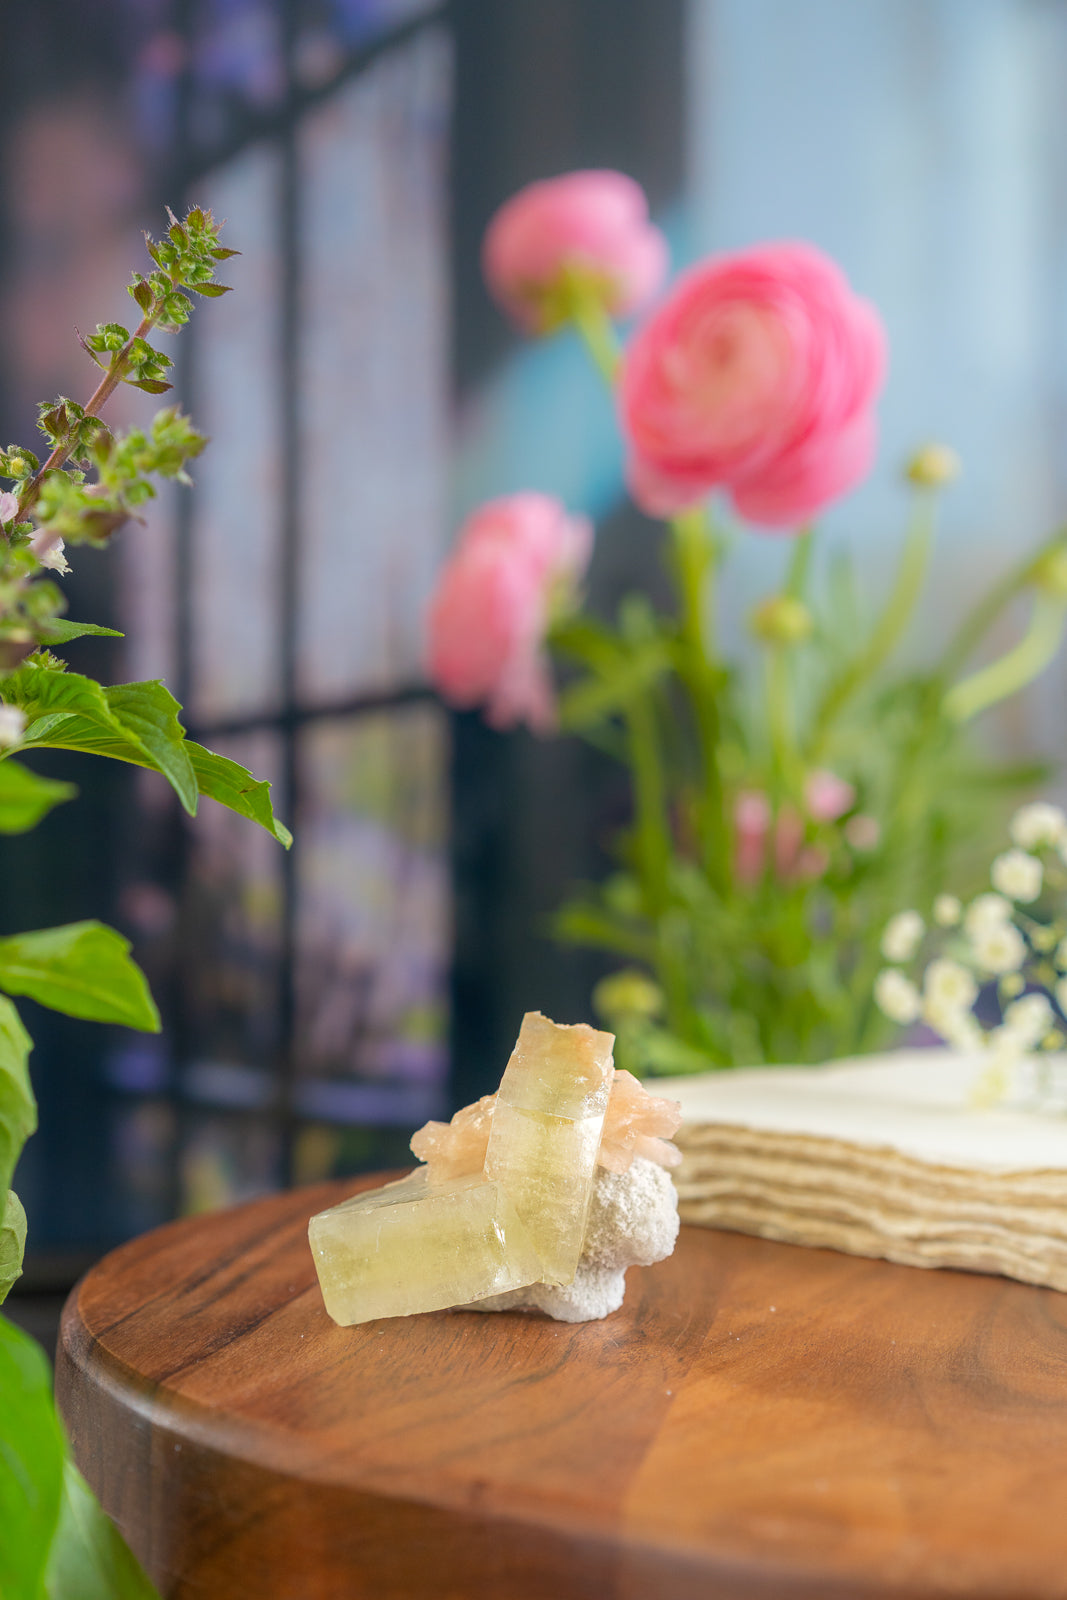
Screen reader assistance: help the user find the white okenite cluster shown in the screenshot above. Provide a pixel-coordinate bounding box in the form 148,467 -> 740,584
467,1157 -> 680,1323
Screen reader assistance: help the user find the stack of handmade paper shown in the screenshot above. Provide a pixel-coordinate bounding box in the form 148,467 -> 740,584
658,1049 -> 1067,1292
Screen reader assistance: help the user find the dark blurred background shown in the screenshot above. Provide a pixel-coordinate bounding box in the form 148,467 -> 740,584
4,0 -> 1067,1347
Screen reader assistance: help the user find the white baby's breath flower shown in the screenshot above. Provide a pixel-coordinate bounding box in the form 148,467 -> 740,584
1010,802 -> 1066,851
963,893 -> 1013,938
923,994 -> 983,1052
1001,992 -> 1053,1049
881,910 -> 924,963
924,958 -> 978,1012
0,706 -> 25,748
991,848 -> 1043,903
874,969 -> 921,1025
970,920 -> 1027,975
933,894 -> 962,927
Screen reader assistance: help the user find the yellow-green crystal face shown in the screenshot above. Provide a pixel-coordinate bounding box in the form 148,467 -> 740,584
308,1169 -> 542,1326
485,1012 -> 614,1286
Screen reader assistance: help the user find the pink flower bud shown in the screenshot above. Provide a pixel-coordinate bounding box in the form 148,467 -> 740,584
426,493 -> 592,733
482,171 -> 668,334
804,768 -> 855,823
734,790 -> 771,886
619,241 -> 886,529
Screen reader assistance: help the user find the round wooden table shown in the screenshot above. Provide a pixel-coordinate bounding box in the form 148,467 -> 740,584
57,1173 -> 1067,1599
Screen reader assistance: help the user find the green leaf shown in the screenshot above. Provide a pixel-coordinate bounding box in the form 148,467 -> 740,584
0,1188 -> 26,1303
0,923 -> 160,1032
0,996 -> 34,1197
106,682 -> 198,816
0,1313 -> 66,1600
188,743 -> 292,847
127,379 -> 172,396
44,1459 -> 160,1600
9,669 -> 198,816
37,620 -> 124,645
191,282 -> 233,298
0,761 -> 76,834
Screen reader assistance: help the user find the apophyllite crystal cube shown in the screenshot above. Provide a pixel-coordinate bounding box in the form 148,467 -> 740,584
483,1012 -> 614,1285
308,1168 -> 542,1327
308,1009 -> 681,1326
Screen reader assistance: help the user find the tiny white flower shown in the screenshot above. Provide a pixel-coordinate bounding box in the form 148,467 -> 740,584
1011,801 -> 1067,851
28,529 -> 69,575
963,893 -> 1013,937
1001,992 -> 1053,1049
874,969 -> 921,1025
924,958 -> 978,1012
0,491 -> 17,524
923,994 -> 983,1052
970,920 -> 1027,975
933,894 -> 962,927
991,849 -> 1043,903
881,910 -> 924,963
0,706 -> 25,748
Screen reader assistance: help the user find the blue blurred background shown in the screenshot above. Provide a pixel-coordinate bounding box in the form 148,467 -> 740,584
3,0 -> 1065,1343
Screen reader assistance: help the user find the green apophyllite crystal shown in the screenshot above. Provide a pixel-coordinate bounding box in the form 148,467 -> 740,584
308,1168 -> 542,1326
484,1011 -> 615,1286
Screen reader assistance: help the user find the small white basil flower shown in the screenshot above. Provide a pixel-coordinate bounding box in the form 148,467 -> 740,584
0,705 -> 25,748
874,969 -> 921,1025
990,849 -> 1043,904
970,920 -> 1027,975
933,894 -> 962,927
1010,801 -> 1066,851
29,528 -> 70,574
881,910 -> 924,963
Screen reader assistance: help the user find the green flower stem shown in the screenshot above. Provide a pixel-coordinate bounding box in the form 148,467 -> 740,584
808,489 -> 937,760
765,646 -> 800,800
943,592 -> 1067,723
785,526 -> 814,598
566,292 -> 621,385
670,506 -> 728,887
935,527 -> 1067,683
623,690 -> 671,917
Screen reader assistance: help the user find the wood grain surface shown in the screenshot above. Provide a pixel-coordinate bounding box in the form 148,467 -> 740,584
56,1172 -> 1067,1600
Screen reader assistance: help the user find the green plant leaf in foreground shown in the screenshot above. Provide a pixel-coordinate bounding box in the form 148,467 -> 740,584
0,1188 -> 26,1303
37,621 -> 124,646
7,668 -> 199,817
188,742 -> 293,847
0,995 -> 34,1196
0,923 -> 160,1032
44,1459 -> 160,1600
0,761 -> 77,834
0,1312 -> 65,1600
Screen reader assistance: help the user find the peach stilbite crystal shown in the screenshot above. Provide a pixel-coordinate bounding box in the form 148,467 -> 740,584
409,1093 -> 496,1181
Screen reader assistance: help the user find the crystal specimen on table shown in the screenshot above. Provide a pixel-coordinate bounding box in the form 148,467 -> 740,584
483,1011 -> 615,1286
468,1157 -> 680,1322
308,1166 -> 541,1327
309,1009 -> 684,1327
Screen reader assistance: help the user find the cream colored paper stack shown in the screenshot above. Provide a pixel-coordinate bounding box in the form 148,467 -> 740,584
656,1050 -> 1067,1291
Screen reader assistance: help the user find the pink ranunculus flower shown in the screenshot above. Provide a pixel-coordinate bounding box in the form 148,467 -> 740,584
619,241 -> 887,529
427,493 -> 592,733
482,171 -> 669,334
